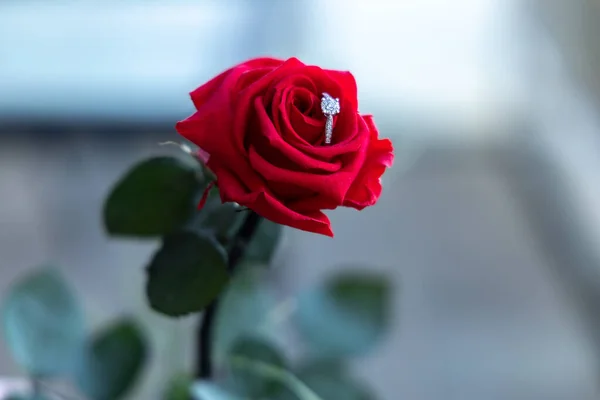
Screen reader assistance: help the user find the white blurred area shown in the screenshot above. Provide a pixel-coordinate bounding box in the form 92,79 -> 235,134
0,0 -> 526,138
2,1 -> 600,399
301,0 -> 527,140
0,1 -> 253,122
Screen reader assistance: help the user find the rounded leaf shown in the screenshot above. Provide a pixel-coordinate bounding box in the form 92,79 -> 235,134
243,219 -> 282,265
163,373 -> 194,400
146,231 -> 229,317
195,190 -> 243,242
228,337 -> 286,397
1,269 -> 86,376
104,156 -> 204,237
296,362 -> 374,400
213,266 -> 277,368
228,355 -> 321,400
296,272 -> 391,357
76,319 -> 148,400
5,395 -> 49,400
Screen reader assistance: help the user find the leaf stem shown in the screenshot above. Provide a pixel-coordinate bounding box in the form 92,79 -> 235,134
196,211 -> 263,378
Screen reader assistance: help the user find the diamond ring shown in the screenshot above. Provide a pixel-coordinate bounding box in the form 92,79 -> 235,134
321,93 -> 340,144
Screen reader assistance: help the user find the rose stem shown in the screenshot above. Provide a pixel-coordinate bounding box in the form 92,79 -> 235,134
196,210 -> 263,378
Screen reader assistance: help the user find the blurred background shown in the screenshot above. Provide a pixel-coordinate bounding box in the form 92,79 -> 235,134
2,0 -> 600,399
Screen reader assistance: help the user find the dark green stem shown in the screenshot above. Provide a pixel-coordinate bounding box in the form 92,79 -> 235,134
196,211 -> 263,378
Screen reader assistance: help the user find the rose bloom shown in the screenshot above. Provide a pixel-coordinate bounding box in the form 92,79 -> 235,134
176,57 -> 393,237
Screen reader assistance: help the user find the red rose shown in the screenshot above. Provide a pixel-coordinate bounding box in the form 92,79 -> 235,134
176,57 -> 393,237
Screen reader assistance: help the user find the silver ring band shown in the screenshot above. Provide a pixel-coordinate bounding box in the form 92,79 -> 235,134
324,115 -> 334,144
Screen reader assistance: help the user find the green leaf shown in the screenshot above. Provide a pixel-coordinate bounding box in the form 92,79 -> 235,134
191,382 -> 245,400
294,358 -> 345,378
1,268 -> 86,376
163,372 -> 194,400
296,272 -> 391,357
228,337 -> 286,397
202,203 -> 241,240
5,394 -> 49,400
273,360 -> 373,400
104,156 -> 204,237
243,219 -> 282,265
228,355 -> 322,400
195,190 -> 243,242
76,319 -> 147,400
146,231 -> 229,317
295,361 -> 374,400
213,266 -> 277,367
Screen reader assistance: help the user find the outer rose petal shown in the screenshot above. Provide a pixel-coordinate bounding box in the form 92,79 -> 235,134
176,59 -> 286,193
343,115 -> 394,209
209,162 -> 334,236
190,57 -> 283,109
177,58 -> 284,162
324,69 -> 358,112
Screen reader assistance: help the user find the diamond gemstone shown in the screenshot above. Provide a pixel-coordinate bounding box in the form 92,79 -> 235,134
321,93 -> 340,115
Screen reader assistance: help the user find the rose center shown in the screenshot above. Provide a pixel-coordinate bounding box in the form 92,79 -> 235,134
292,96 -> 312,115
290,88 -> 320,118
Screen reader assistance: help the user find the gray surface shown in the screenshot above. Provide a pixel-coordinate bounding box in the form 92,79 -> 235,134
0,136 -> 597,399
279,147 -> 598,399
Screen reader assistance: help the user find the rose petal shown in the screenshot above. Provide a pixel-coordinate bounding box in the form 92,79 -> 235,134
177,57 -> 286,161
288,104 -> 324,145
284,108 -> 362,162
209,162 -> 334,236
253,97 -> 342,173
275,84 -> 325,146
232,58 -> 307,156
251,191 -> 334,237
343,115 -> 394,209
363,114 -> 394,168
274,91 -> 322,147
190,57 -> 283,110
324,69 -> 358,112
248,145 -> 354,205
